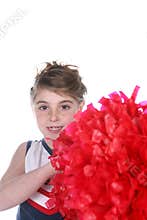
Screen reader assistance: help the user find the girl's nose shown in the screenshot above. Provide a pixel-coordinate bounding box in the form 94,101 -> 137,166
49,109 -> 59,122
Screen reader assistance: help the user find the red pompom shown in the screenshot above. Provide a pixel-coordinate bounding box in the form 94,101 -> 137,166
46,86 -> 147,220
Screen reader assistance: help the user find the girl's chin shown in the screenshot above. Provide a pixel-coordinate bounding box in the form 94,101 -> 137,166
45,134 -> 60,141
45,128 -> 64,140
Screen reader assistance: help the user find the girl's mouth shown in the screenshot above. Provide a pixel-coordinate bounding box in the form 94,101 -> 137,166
47,126 -> 64,134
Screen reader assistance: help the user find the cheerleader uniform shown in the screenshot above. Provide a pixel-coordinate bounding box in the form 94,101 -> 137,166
16,139 -> 63,220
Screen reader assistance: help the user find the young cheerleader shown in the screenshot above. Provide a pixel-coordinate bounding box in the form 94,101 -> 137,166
0,61 -> 87,220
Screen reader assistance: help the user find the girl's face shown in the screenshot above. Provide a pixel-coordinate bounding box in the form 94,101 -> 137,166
32,88 -> 84,146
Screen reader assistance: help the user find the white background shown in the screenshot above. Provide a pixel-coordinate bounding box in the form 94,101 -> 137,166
0,0 -> 147,219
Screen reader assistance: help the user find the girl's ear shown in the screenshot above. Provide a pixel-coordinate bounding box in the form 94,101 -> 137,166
79,100 -> 85,111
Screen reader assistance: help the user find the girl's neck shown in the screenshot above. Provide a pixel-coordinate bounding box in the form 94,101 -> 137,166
44,138 -> 53,149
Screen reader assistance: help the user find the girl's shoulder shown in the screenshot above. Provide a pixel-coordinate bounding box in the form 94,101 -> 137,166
0,142 -> 27,183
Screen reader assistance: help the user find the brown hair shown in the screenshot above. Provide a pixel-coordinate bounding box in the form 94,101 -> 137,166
30,61 -> 87,102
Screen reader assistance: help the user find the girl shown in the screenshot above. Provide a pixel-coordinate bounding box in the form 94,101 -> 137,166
0,61 -> 87,220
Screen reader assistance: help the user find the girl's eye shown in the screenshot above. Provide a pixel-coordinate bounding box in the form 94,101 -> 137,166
39,105 -> 48,110
61,104 -> 71,110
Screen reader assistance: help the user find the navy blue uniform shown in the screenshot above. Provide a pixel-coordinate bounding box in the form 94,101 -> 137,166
16,139 -> 63,220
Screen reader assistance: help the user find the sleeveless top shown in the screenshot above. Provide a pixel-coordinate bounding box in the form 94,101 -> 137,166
17,139 -> 63,220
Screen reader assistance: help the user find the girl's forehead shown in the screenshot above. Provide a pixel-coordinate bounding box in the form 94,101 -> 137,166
34,88 -> 76,104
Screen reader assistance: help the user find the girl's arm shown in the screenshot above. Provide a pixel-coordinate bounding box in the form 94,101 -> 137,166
0,142 -> 56,211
